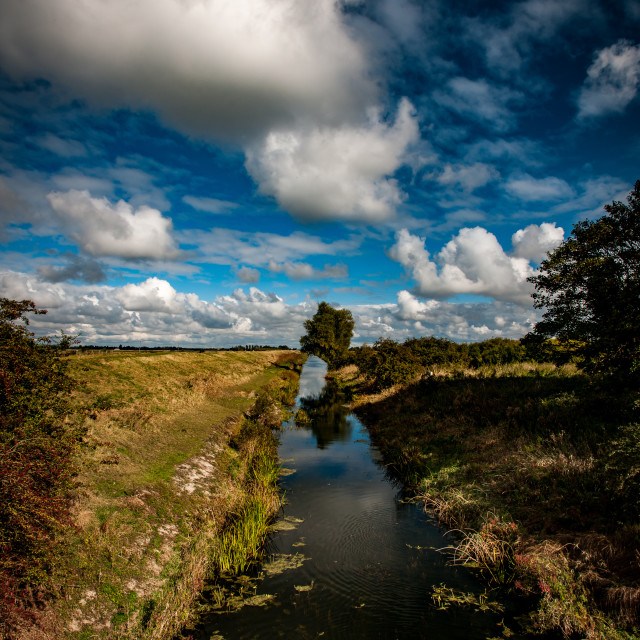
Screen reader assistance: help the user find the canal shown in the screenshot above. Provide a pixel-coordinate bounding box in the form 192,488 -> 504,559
193,356 -> 512,639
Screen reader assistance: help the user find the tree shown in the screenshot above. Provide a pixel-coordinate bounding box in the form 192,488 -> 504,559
527,180 -> 640,377
299,302 -> 354,368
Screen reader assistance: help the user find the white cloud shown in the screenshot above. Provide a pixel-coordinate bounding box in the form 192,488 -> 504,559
504,174 -> 574,201
31,134 -> 88,158
433,77 -> 523,132
182,228 -> 361,267
267,261 -> 348,281
0,269 -> 312,346
436,162 -> 499,192
245,99 -> 419,222
47,189 -> 179,259
182,196 -> 239,215
0,0 -> 374,141
512,222 -> 564,261
0,268 -> 540,347
551,176 -> 631,218
116,277 -> 185,313
389,290 -> 538,342
577,40 -> 640,119
389,227 -> 535,304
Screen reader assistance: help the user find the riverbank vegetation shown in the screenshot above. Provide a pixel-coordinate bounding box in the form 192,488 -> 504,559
337,185 -> 640,638
344,361 -> 639,639
0,302 -> 304,640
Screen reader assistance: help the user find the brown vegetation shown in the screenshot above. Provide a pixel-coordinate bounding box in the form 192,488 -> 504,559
338,362 -> 640,639
4,346 -> 303,639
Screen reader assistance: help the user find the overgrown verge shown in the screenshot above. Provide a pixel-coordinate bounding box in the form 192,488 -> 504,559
3,342 -> 304,639
339,363 -> 640,639
0,299 -> 83,637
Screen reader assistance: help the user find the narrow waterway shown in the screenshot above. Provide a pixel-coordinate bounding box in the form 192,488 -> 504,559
194,356 -> 512,639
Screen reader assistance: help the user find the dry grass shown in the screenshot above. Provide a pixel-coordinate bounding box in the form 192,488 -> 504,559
347,362 -> 639,639
32,349 -> 302,640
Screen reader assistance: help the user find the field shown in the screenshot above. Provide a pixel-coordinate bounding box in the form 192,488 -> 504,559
336,362 -> 640,639
23,349 -> 303,640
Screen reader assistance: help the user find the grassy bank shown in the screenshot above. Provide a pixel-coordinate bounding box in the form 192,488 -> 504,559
15,349 -> 304,640
336,363 -> 640,639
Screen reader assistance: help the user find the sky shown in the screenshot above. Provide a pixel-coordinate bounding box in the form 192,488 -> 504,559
0,0 -> 638,348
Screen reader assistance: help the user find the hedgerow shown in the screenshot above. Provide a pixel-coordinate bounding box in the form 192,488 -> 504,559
0,299 -> 82,635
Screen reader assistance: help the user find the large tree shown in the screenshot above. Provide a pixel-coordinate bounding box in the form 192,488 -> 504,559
299,302 -> 354,368
527,180 -> 640,377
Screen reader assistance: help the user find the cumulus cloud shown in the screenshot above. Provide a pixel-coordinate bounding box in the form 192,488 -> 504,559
512,222 -> 564,261
245,99 -> 419,222
388,227 -> 535,304
0,0 -> 425,223
0,0 -> 374,141
390,290 -> 538,341
577,40 -> 640,119
47,189 -> 179,259
116,277 -> 185,313
0,268 -> 541,347
0,269 -> 312,346
504,174 -> 573,201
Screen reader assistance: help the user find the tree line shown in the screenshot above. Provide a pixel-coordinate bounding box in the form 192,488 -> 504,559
301,181 -> 640,390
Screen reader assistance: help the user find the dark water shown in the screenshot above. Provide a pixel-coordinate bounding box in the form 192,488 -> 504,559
193,356 -> 511,640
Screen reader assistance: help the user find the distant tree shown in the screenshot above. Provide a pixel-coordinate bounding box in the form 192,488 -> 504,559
527,180 -> 640,377
299,302 -> 354,369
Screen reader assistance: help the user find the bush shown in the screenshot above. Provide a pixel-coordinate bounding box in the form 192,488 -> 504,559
0,299 -> 81,632
356,338 -> 422,390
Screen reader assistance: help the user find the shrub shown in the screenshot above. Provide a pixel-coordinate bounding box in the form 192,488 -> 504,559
0,299 -> 81,633
356,338 -> 422,390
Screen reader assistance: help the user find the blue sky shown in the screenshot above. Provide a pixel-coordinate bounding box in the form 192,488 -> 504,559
0,0 -> 638,347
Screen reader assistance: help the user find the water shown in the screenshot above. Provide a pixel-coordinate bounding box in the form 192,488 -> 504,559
193,356 -> 510,639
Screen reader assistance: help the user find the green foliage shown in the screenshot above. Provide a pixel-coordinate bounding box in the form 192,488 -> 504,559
299,301 -> 354,369
351,335 -> 533,390
528,180 -> 640,377
0,299 -> 80,632
356,338 -> 422,390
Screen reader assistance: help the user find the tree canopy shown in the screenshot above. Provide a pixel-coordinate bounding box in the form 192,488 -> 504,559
527,180 -> 640,377
299,302 -> 354,368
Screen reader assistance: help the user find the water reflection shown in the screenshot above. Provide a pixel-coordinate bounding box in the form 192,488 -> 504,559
298,383 -> 352,449
296,355 -> 327,399
193,355 -> 514,640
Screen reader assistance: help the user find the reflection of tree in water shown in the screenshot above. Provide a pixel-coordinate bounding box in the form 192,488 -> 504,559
298,382 -> 352,449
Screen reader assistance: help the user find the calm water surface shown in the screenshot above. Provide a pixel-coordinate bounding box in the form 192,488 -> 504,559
194,356 -> 513,639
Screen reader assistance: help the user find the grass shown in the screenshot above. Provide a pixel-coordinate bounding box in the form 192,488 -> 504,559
21,349 -> 305,640
339,362 -> 640,639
